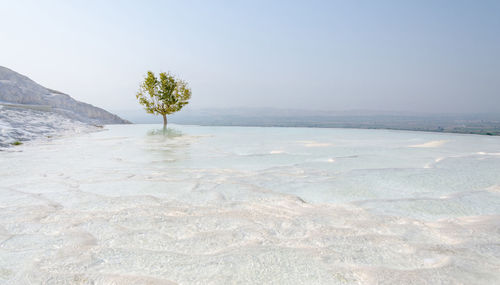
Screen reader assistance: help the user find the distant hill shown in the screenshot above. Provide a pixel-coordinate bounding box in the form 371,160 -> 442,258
0,66 -> 129,124
117,107 -> 500,136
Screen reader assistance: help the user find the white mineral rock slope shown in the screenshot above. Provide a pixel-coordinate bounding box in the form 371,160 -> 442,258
0,66 -> 130,147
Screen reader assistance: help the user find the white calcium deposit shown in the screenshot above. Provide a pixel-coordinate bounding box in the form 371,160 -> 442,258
0,106 -> 98,148
0,125 -> 499,284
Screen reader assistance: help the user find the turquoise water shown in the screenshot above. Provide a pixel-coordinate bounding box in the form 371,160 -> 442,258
1,124 -> 499,284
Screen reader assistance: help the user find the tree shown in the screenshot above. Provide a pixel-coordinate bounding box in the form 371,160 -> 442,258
136,71 -> 191,129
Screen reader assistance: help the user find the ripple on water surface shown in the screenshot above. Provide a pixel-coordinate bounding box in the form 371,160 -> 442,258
0,124 -> 499,284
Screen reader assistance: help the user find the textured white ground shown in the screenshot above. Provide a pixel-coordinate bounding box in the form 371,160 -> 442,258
0,106 -> 97,148
0,124 -> 499,284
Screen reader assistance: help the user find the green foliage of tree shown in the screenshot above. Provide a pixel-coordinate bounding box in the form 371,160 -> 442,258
136,71 -> 191,128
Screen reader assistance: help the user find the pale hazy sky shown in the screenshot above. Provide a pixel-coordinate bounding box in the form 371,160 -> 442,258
1,0 -> 499,113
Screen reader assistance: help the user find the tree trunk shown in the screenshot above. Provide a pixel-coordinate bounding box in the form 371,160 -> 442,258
162,114 -> 167,130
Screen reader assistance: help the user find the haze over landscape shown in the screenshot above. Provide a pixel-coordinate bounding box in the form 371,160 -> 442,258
1,0 -> 499,115
1,1 -> 500,284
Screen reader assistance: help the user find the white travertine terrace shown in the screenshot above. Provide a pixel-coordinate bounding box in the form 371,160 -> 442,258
0,125 -> 499,284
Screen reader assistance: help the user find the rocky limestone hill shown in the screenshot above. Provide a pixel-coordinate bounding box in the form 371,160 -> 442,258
0,66 -> 130,124
0,66 -> 130,148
